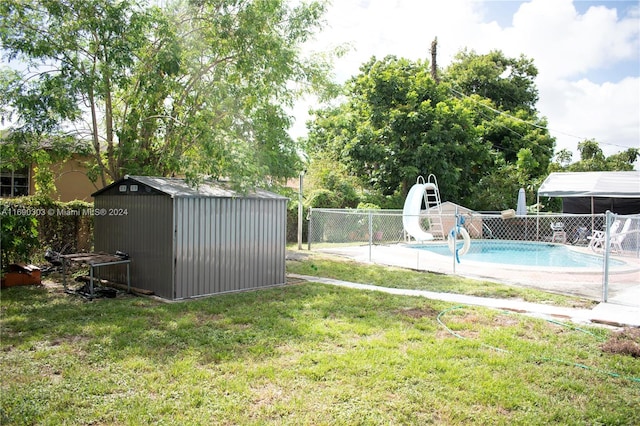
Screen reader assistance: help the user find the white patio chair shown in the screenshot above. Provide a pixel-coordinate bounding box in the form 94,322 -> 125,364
587,219 -> 622,251
550,222 -> 566,243
610,219 -> 633,253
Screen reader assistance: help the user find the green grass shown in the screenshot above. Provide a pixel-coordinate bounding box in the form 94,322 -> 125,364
286,251 -> 595,308
2,276 -> 638,425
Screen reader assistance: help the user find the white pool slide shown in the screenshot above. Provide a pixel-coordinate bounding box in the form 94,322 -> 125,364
402,181 -> 439,242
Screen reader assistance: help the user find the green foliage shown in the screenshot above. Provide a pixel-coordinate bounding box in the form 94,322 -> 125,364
0,209 -> 38,269
472,162 -> 521,211
306,188 -> 342,208
304,153 -> 361,208
516,148 -> 538,178
550,149 -> 574,171
0,198 -> 93,269
308,56 -> 488,202
356,202 -> 380,210
605,148 -> 639,171
306,51 -> 556,211
550,139 -> 638,172
1,0 -> 334,189
574,139 -> 608,171
475,109 -> 554,176
465,146 -> 549,212
286,203 -> 308,243
445,49 -> 539,113
32,151 -> 54,200
279,186 -> 309,243
357,189 -> 405,210
33,199 -> 94,254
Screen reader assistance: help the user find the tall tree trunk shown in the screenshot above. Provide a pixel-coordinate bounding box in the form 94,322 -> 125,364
103,71 -> 118,180
88,86 -> 108,187
430,37 -> 439,84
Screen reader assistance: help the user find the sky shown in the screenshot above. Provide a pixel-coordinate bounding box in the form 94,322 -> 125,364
290,0 -> 640,163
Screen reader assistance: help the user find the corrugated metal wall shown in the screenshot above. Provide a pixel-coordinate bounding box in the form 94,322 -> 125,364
173,197 -> 287,299
94,194 -> 174,298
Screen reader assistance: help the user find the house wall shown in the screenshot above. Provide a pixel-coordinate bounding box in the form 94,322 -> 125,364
29,154 -> 101,202
173,196 -> 287,299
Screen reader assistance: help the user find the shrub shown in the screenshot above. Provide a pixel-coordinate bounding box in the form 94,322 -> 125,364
0,197 -> 93,270
0,211 -> 39,269
286,199 -> 308,244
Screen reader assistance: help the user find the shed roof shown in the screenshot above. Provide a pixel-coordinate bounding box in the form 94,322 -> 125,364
538,171 -> 640,198
93,175 -> 288,199
429,201 -> 476,214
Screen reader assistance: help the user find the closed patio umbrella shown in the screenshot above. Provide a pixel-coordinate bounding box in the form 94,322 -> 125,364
516,188 -> 527,216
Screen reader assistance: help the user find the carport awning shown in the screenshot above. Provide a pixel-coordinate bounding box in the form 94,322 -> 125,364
538,171 -> 640,198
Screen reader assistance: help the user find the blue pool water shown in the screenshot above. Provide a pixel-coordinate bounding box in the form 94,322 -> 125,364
412,241 -> 623,268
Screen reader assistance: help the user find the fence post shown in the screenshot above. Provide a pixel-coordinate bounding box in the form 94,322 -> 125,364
368,211 -> 373,262
297,172 -> 304,250
602,210 -> 613,303
307,208 -> 313,251
452,206 -> 458,273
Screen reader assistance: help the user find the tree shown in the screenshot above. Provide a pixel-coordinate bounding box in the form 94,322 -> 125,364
445,49 -> 539,114
605,148 -> 639,171
306,51 -> 556,210
471,158 -> 520,211
440,50 -> 555,210
574,139 -> 607,170
307,56 -> 490,203
1,0 -> 156,186
444,50 -> 554,179
549,149 -> 574,172
471,147 -> 543,212
1,0 -> 332,189
304,159 -> 361,208
474,109 -> 554,176
549,139 -> 638,172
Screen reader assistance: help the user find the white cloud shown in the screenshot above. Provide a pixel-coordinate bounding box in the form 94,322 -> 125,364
292,0 -> 640,159
502,0 -> 640,79
305,0 -> 502,80
539,76 -> 640,157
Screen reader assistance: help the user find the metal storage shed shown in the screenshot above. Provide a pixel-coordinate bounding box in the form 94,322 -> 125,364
92,176 -> 288,300
537,171 -> 640,215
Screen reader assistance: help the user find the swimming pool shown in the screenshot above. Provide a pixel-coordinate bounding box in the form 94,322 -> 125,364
411,241 -> 624,268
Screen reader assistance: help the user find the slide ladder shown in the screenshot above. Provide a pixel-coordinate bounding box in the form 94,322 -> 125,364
402,175 -> 444,242
424,175 -> 444,239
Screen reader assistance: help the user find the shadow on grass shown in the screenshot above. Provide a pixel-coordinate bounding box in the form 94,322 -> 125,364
1,281 -> 438,366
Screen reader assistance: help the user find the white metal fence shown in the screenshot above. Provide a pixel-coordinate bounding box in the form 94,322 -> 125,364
308,208 -> 640,306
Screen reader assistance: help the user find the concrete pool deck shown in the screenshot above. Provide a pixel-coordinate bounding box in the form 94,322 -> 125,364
305,243 -> 640,325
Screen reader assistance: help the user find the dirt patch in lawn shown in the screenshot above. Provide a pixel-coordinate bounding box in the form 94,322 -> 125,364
601,327 -> 640,358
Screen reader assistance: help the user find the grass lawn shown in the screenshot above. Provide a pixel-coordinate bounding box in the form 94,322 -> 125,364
286,251 -> 595,308
1,254 -> 639,425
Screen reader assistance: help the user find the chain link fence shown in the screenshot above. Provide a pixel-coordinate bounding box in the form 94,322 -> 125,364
308,208 -> 640,306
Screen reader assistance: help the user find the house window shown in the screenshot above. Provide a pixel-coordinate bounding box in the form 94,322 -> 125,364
1,167 -> 30,197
